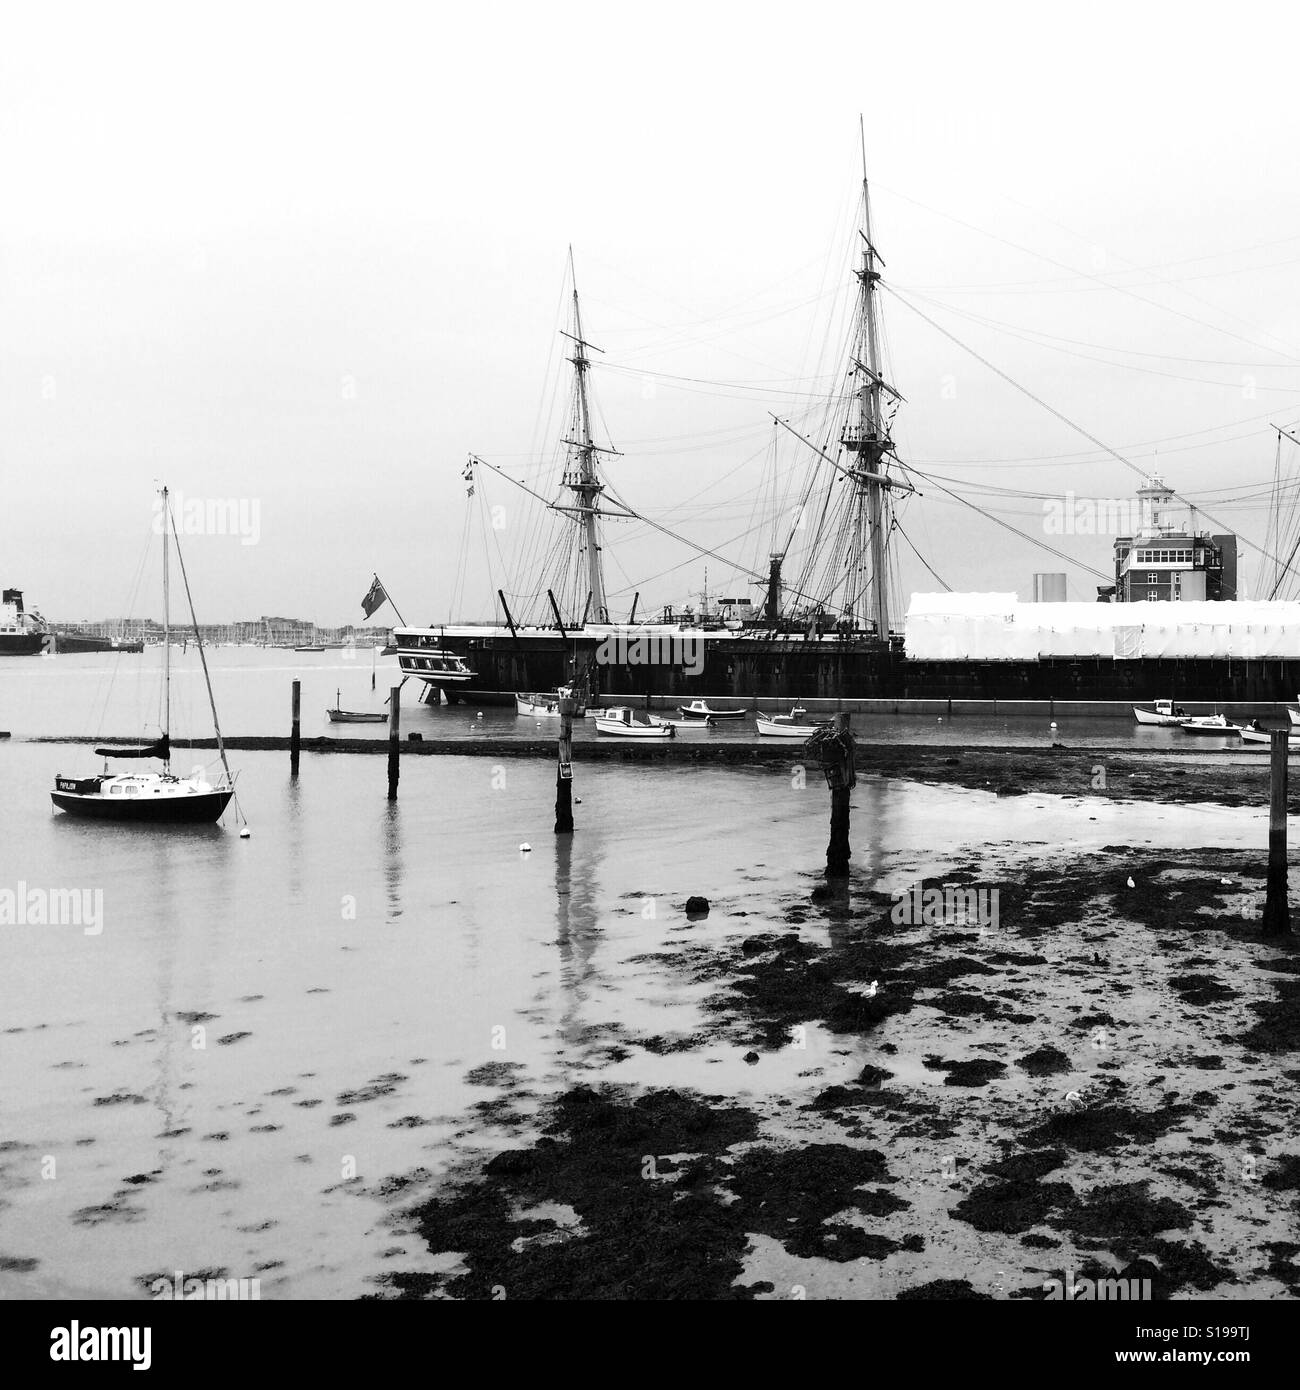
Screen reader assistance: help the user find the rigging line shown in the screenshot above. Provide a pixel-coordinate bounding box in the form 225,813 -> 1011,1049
899,290 -> 1300,369
905,463 -> 1113,582
878,181 -> 1300,365
889,517 -> 951,592
901,287 -> 1300,394
884,283 -> 1293,575
992,189 -> 1300,361
600,362 -> 844,400
909,228 -> 1300,291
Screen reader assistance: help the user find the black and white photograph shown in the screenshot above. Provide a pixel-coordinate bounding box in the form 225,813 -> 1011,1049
2,0 -> 1298,1355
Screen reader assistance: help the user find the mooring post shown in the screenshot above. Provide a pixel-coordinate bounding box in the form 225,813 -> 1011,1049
1263,727 -> 1290,934
555,692 -> 575,833
290,678 -> 301,778
387,683 -> 401,801
823,711 -> 856,879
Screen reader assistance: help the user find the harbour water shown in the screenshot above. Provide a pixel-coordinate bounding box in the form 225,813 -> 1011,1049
0,647 -> 1287,1298
0,646 -> 1279,755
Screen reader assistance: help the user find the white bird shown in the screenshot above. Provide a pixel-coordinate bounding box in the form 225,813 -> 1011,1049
1126,876 -> 1136,888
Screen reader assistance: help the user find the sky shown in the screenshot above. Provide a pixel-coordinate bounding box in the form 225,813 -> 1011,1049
3,0 -> 1300,626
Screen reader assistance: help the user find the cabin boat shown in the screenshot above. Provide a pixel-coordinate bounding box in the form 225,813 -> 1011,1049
595,706 -> 675,738
678,699 -> 745,720
1133,700 -> 1188,727
1180,713 -> 1237,735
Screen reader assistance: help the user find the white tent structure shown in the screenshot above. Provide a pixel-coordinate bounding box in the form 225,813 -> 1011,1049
903,593 -> 1300,661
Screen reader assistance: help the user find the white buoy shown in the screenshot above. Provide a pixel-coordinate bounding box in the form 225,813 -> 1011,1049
239,827 -> 251,839
520,842 -> 531,852
1050,721 -> 1058,730
1126,876 -> 1136,888
575,797 -> 582,804
476,712 -> 484,719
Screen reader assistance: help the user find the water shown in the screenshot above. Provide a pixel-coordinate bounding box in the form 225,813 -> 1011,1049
0,646 -> 1274,755
0,649 -> 1281,1298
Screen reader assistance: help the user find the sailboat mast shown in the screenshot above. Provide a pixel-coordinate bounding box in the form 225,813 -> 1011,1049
162,484 -> 171,763
566,261 -> 608,625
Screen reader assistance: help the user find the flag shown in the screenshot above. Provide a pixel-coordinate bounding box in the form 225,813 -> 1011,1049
361,576 -> 387,619
463,460 -> 475,497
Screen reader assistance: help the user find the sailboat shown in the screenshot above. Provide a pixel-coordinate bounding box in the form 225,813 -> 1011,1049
51,487 -> 239,824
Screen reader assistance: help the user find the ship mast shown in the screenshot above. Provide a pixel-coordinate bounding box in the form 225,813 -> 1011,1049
562,255 -> 609,625
842,120 -> 894,641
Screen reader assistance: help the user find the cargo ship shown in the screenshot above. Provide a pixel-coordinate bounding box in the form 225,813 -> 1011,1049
0,589 -> 144,655
395,156 -> 1300,711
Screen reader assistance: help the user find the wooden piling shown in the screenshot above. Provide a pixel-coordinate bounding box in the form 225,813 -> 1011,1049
822,712 -> 856,879
555,692 -> 575,833
290,679 -> 301,777
387,684 -> 401,800
1263,727 -> 1290,935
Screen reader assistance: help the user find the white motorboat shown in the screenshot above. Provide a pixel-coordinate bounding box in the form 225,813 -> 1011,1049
1239,725 -> 1274,745
595,706 -> 675,738
1133,700 -> 1189,727
756,713 -> 817,739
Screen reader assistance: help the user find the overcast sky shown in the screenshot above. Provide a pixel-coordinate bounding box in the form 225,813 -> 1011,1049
3,1 -> 1300,626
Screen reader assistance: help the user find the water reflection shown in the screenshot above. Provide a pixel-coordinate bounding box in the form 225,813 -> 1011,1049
383,803 -> 403,922
552,824 -> 603,1058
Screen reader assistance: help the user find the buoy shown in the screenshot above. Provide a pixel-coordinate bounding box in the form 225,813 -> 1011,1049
476,712 -> 484,719
575,797 -> 582,804
1126,876 -> 1136,888
1050,721 -> 1058,730
520,842 -> 531,852
239,827 -> 251,839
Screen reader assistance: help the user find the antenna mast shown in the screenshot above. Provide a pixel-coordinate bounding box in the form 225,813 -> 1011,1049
841,117 -> 893,642
564,252 -> 609,625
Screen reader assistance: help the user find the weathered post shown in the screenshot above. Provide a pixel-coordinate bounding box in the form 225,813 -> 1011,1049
1263,727 -> 1290,935
387,683 -> 401,801
555,691 -> 575,833
290,679 -> 301,778
811,712 -> 856,878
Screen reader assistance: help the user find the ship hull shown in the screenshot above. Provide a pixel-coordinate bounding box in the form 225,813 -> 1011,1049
422,629 -> 1300,707
0,633 -> 46,655
50,788 -> 233,823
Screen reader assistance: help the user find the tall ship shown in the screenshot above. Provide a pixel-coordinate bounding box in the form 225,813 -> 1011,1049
395,159 -> 1300,709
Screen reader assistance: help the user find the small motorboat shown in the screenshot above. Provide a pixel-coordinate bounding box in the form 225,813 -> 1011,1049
756,713 -> 817,739
1239,724 -> 1274,746
295,644 -> 328,652
1180,713 -> 1238,735
595,706 -> 675,738
678,699 -> 746,720
327,689 -> 388,723
1133,700 -> 1188,727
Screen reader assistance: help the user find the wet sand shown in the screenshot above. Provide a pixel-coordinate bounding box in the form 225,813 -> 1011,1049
377,809 -> 1300,1299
